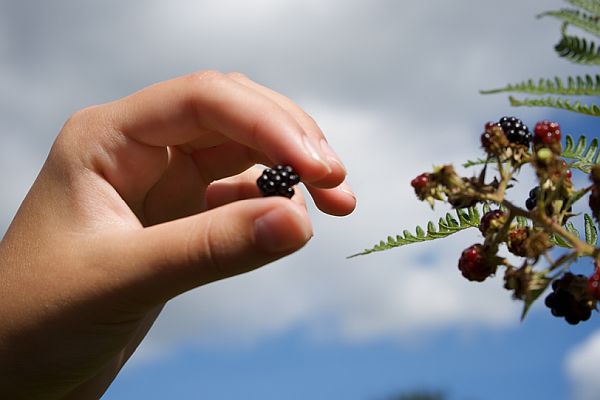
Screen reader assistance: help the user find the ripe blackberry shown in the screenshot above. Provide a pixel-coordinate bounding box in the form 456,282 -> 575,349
479,209 -> 506,236
499,116 -> 531,147
533,120 -> 561,145
525,187 -> 539,211
458,244 -> 496,282
256,165 -> 300,198
545,273 -> 594,325
526,186 -> 572,214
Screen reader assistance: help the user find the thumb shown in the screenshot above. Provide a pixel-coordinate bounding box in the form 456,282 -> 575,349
104,197 -> 312,307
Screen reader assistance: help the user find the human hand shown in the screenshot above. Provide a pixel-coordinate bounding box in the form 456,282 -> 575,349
0,71 -> 355,399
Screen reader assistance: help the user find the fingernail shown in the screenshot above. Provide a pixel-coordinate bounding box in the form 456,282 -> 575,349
254,205 -> 312,253
320,139 -> 346,173
303,136 -> 332,174
339,181 -> 356,201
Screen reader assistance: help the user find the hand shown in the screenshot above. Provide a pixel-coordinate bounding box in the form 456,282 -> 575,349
0,71 -> 355,399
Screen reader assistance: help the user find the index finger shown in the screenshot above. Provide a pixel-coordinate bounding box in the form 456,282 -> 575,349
106,71 -> 333,182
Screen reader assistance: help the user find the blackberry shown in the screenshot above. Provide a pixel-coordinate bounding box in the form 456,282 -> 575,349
479,209 -> 506,236
525,187 -> 540,211
256,165 -> 300,198
526,186 -> 572,214
499,116 -> 531,147
545,273 -> 594,325
458,244 -> 496,282
533,120 -> 561,145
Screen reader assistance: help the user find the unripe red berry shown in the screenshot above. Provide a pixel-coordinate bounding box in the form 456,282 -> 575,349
411,173 -> 430,190
458,244 -> 495,282
534,120 -> 561,145
479,209 -> 506,236
588,270 -> 600,300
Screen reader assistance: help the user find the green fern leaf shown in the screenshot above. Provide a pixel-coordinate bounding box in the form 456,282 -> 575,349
585,213 -> 598,245
561,134 -> 600,172
550,233 -> 574,248
509,96 -> 600,117
480,75 -> 600,96
567,0 -> 600,18
555,32 -> 600,64
463,158 -> 488,168
348,207 -> 481,258
540,9 -> 600,38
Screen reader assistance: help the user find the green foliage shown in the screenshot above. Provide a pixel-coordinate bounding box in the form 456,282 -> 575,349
348,207 -> 481,258
562,134 -> 600,172
508,95 -> 600,116
555,31 -> 600,64
480,75 -> 600,96
566,0 -> 600,17
539,9 -> 600,38
482,0 -> 600,116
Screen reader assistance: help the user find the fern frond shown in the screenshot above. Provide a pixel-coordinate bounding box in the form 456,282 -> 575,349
462,158 -> 488,168
348,207 -> 481,258
561,134 -> 600,172
540,9 -> 600,38
508,96 -> 600,117
480,75 -> 600,96
567,0 -> 600,18
555,32 -> 600,64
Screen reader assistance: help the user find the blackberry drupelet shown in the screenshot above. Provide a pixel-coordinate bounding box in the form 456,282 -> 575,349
499,116 -> 532,147
256,165 -> 301,198
545,273 -> 593,325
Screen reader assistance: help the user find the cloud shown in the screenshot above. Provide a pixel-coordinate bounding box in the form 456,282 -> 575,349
566,329 -> 600,400
0,0 -> 576,364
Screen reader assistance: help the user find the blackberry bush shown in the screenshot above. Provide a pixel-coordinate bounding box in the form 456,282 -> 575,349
350,0 -> 600,324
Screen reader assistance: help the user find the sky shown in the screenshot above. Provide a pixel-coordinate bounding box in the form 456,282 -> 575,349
2,0 -> 600,399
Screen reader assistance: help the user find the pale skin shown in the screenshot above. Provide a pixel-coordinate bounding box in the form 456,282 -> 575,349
0,71 -> 356,399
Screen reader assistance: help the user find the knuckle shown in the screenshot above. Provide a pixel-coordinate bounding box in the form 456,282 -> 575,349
226,71 -> 249,82
187,70 -> 226,86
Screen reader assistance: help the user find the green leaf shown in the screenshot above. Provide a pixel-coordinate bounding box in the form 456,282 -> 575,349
463,158 -> 489,168
480,75 -> 600,96
348,207 -> 481,257
566,0 -> 600,18
561,134 -> 600,172
521,276 -> 552,321
509,96 -> 600,117
585,213 -> 598,245
550,233 -> 574,248
516,216 -> 529,227
540,9 -> 600,38
566,221 -> 581,238
555,32 -> 600,64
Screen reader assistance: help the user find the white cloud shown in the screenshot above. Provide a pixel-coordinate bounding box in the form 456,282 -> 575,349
0,0 -> 579,364
566,329 -> 600,400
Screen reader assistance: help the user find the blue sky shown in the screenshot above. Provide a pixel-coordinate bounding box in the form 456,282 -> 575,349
3,0 -> 600,399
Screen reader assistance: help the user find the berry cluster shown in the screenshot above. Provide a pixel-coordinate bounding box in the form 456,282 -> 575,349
409,116 -> 600,325
256,165 -> 301,198
545,273 -> 593,325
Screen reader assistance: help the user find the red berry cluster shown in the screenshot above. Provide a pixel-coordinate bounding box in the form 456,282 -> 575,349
533,120 -> 561,145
